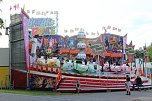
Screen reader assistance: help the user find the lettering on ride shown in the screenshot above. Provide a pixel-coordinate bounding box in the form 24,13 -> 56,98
29,18 -> 56,35
32,27 -> 55,35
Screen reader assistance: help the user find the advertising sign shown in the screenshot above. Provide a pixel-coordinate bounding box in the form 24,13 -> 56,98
28,18 -> 55,35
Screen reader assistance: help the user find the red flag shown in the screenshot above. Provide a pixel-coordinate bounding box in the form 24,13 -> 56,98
10,6 -> 12,11
14,5 -> 17,10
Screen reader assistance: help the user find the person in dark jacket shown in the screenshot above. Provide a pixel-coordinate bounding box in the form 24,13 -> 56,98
135,76 -> 143,90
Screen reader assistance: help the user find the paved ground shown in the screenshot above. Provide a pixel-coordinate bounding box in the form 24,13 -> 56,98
0,90 -> 152,101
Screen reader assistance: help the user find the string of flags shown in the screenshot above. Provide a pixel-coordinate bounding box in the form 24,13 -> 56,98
85,32 -> 100,36
64,28 -> 100,36
102,25 -> 121,32
64,28 -> 84,33
10,3 -> 20,11
26,10 -> 58,16
10,3 -> 58,16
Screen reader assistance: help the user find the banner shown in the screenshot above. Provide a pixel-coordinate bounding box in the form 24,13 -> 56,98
28,18 -> 53,28
21,10 -> 30,71
28,18 -> 56,35
123,34 -> 127,54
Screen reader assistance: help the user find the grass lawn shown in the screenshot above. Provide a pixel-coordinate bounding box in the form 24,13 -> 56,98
0,89 -> 73,96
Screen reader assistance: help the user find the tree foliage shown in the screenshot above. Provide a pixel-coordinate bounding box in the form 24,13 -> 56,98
135,49 -> 142,58
147,45 -> 152,62
0,18 -> 4,29
0,0 -> 4,29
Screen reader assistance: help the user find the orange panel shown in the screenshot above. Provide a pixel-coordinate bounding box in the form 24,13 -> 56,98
104,52 -> 111,57
111,53 -> 122,57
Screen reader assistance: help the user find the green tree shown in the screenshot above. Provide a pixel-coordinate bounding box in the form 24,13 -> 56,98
135,49 -> 142,58
147,45 -> 152,62
0,18 -> 4,29
0,0 -> 4,31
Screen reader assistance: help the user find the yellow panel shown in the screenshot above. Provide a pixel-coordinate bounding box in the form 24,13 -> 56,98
0,67 -> 10,88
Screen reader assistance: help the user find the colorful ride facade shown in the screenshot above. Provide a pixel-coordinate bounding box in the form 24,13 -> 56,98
9,10 -> 152,92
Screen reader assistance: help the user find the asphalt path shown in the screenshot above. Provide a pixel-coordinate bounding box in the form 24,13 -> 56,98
0,90 -> 152,101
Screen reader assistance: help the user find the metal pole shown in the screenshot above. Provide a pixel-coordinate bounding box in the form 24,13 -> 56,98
98,55 -> 100,65
7,27 -> 12,89
145,62 -> 147,78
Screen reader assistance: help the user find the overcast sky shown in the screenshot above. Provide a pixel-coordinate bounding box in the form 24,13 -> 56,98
0,0 -> 152,49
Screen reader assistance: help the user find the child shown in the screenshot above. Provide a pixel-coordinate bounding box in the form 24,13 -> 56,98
76,80 -> 80,93
125,75 -> 131,95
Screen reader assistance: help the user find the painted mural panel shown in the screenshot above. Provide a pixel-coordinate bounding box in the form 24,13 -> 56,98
62,36 -> 78,49
29,75 -> 55,89
87,35 -> 105,56
28,18 -> 63,66
103,34 -> 123,51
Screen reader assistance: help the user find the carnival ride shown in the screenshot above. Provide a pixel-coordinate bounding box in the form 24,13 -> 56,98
29,31 -> 152,93
10,10 -> 152,92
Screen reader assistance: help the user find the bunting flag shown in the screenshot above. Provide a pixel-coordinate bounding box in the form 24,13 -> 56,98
27,10 -> 30,13
107,25 -> 111,29
64,30 -> 68,33
86,32 -> 89,35
102,26 -> 107,33
10,3 -> 20,11
32,10 -> 35,14
75,28 -> 79,31
113,27 -> 117,30
80,28 -> 84,31
97,31 -> 99,36
70,29 -> 74,33
91,32 -> 95,35
118,28 -> 121,32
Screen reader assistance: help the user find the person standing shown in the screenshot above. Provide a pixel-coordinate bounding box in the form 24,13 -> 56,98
100,58 -> 104,74
76,80 -> 80,93
125,75 -> 131,95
